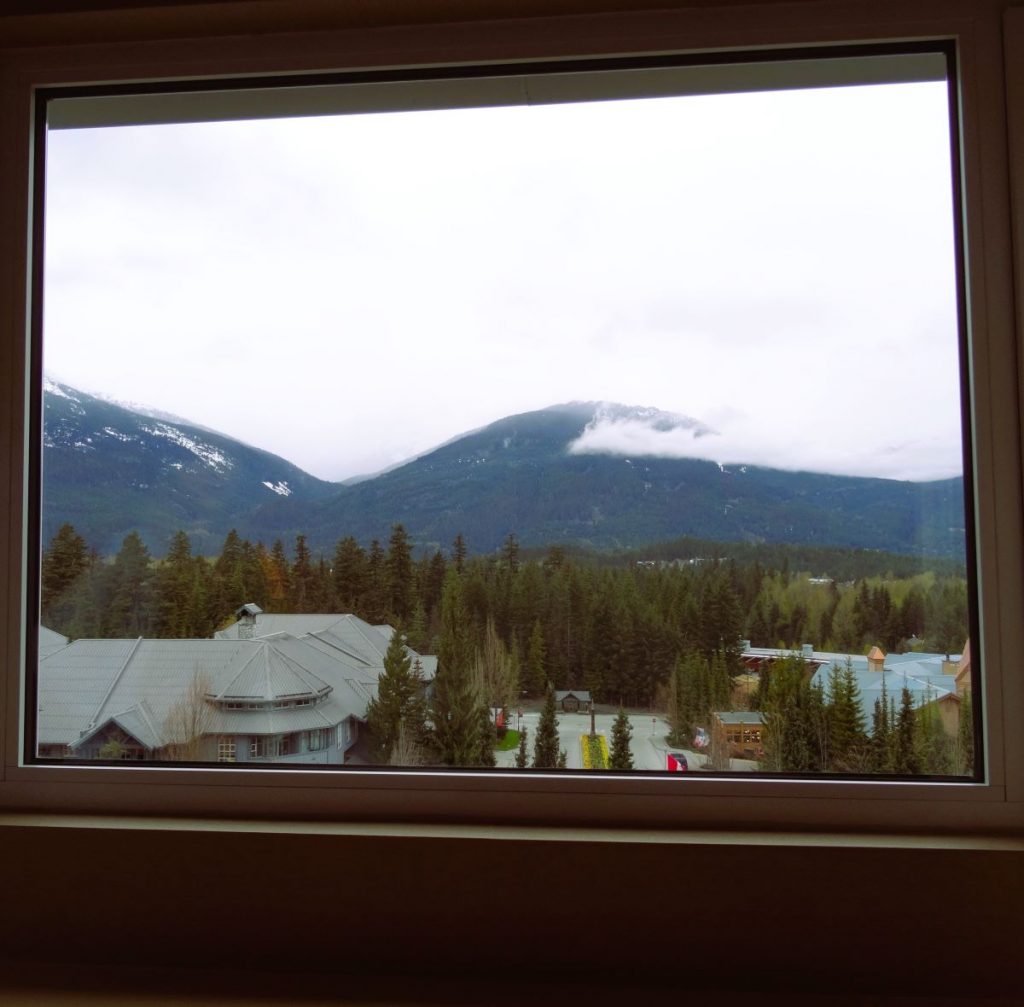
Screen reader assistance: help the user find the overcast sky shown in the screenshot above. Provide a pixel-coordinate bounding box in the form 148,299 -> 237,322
42,80 -> 963,483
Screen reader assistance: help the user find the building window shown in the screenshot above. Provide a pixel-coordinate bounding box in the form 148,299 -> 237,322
217,737 -> 236,763
307,729 -> 330,752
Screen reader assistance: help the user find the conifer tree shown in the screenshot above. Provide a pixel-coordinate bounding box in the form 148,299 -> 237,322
507,636 -> 522,705
365,539 -> 388,623
313,556 -> 331,612
477,704 -> 497,767
425,550 -> 447,617
266,539 -> 291,612
869,677 -> 892,773
431,571 -> 483,766
515,726 -> 529,768
956,690 -> 974,776
761,655 -> 823,772
41,523 -> 90,624
63,556 -> 105,640
154,530 -> 195,638
502,533 -> 520,574
385,523 -> 414,624
526,621 -> 547,696
609,707 -> 634,770
892,686 -> 920,774
667,655 -> 693,747
242,541 -> 269,612
332,536 -> 367,613
365,629 -> 426,763
290,534 -> 316,611
105,531 -> 153,637
211,529 -> 244,616
707,648 -> 732,714
826,659 -> 867,769
533,688 -> 560,769
406,600 -> 430,653
914,687 -> 952,775
451,533 -> 467,575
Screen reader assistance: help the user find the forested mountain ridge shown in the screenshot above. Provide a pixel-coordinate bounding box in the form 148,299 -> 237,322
42,379 -> 338,554
256,403 -> 966,558
42,387 -> 966,558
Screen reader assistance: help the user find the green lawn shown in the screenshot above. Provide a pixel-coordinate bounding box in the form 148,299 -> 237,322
495,729 -> 520,751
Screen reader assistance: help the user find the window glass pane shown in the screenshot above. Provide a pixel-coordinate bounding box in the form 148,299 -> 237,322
33,53 -> 975,777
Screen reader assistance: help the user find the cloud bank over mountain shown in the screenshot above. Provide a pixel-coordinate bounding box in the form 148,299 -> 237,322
568,404 -> 962,482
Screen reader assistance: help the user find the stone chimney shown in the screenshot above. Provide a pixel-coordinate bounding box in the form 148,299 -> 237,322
867,645 -> 886,672
236,603 -> 262,641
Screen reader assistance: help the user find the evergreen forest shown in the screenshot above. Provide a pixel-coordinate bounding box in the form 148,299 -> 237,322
39,523 -> 971,775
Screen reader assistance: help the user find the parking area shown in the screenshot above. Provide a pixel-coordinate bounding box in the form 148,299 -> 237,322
496,709 -> 724,771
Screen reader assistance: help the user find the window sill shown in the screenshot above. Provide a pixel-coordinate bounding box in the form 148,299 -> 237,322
1,811 -> 1021,852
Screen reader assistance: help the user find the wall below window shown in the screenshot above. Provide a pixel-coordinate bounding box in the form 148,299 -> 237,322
0,821 -> 1021,1001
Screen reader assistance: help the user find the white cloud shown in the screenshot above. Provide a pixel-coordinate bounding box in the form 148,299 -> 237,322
568,409 -> 962,482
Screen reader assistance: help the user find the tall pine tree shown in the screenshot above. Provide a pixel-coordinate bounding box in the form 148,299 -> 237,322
365,629 -> 427,763
609,708 -> 634,770
431,571 -> 484,766
533,688 -> 560,769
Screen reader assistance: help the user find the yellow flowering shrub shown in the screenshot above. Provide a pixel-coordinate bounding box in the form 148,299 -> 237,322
580,734 -> 609,770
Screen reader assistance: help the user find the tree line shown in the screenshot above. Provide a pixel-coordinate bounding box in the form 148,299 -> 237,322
42,522 -> 968,700
40,522 -> 969,771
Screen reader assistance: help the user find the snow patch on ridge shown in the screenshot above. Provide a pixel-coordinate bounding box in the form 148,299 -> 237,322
262,480 -> 292,497
43,377 -> 79,402
140,422 -> 232,473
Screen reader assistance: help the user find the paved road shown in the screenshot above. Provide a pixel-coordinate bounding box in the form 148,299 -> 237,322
496,709 -> 756,772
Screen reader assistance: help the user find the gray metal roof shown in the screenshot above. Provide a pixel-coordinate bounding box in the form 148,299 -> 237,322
212,643 -> 333,702
555,690 -> 591,701
215,612 -> 437,680
38,626 -> 69,659
206,699 -> 348,736
76,700 -> 165,750
714,711 -> 766,725
37,621 -> 416,751
38,637 -> 140,745
216,613 -> 362,642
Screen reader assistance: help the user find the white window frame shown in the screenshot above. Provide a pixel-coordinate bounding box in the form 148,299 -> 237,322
1,2 -> 1022,838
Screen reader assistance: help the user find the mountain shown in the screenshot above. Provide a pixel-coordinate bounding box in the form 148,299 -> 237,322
41,388 -> 966,559
247,402 -> 967,558
41,379 -> 338,555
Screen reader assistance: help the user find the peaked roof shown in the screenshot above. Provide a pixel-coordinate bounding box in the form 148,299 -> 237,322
38,626 -> 70,659
217,612 -> 436,680
75,699 -> 165,751
211,641 -> 332,702
867,646 -> 886,661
